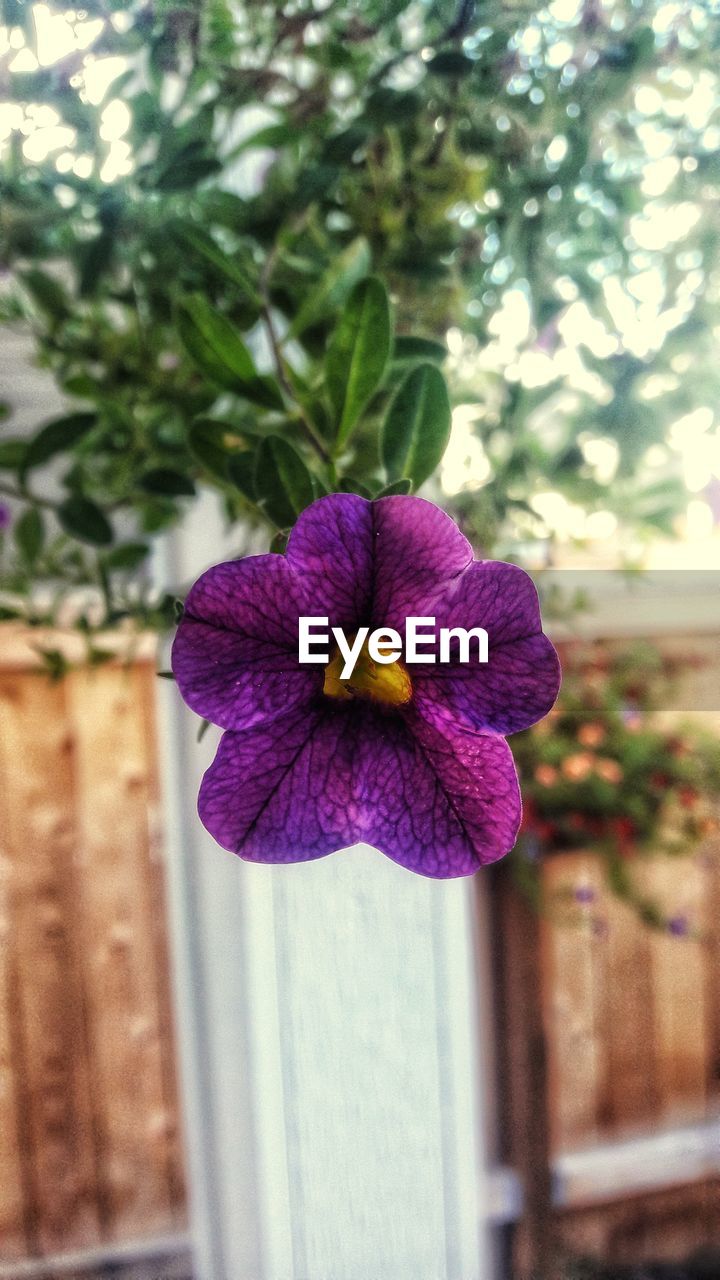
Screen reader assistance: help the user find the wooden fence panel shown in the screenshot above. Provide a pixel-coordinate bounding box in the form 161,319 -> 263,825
0,672 -> 102,1256
0,743 -> 29,1261
542,854 -> 608,1151
65,665 -> 182,1242
601,885 -> 657,1133
642,858 -> 709,1124
0,641 -> 186,1264
541,843 -> 720,1155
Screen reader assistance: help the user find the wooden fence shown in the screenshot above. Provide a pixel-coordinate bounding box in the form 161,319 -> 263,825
2,621 -> 720,1277
542,845 -> 720,1153
494,631 -> 720,1277
0,631 -> 186,1269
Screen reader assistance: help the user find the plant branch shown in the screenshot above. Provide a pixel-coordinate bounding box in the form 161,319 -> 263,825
0,482 -> 56,511
259,248 -> 332,464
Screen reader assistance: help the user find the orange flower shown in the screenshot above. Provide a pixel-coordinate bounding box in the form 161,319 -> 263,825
579,722 -> 606,748
535,764 -> 559,787
562,752 -> 594,782
595,757 -> 623,784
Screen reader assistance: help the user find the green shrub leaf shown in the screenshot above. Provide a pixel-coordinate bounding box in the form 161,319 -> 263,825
326,276 -> 391,447
226,452 -> 257,502
58,496 -> 113,546
102,542 -> 150,571
140,468 -> 196,496
14,507 -> 45,563
290,238 -> 371,337
24,413 -> 97,471
178,294 -> 283,408
253,436 -> 314,528
381,363 -> 451,489
376,478 -> 412,497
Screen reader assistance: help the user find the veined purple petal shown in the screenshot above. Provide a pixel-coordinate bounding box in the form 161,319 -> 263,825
371,496 -> 473,627
285,492 -> 374,628
198,702 -> 520,878
172,555 -> 321,730
285,492 -> 473,629
412,561 -> 560,734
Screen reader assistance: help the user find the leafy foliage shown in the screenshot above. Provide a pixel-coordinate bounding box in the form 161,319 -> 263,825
513,641 -> 720,927
0,1 -> 719,627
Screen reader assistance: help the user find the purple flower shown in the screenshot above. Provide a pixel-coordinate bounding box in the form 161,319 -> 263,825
667,914 -> 689,938
574,884 -> 596,905
0,503 -> 11,532
172,494 -> 560,878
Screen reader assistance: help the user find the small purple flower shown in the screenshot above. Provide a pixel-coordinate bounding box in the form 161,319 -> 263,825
172,494 -> 561,878
574,884 -> 596,905
667,914 -> 689,938
0,502 -> 11,532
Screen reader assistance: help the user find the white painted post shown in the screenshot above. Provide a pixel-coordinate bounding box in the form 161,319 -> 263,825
155,498 -> 498,1280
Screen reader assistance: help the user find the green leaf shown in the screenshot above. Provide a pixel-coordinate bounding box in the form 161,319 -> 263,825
235,122 -> 295,152
58,497 -> 113,546
269,530 -> 290,554
381,363 -> 451,489
154,154 -> 222,192
426,51 -> 475,76
339,475 -> 372,498
0,439 -> 28,470
188,419 -> 234,479
20,268 -> 69,321
393,336 -> 447,365
77,233 -> 115,298
35,647 -> 68,682
140,468 -> 196,497
376,478 -> 412,497
365,89 -> 420,125
101,542 -> 150,571
23,412 -> 97,470
326,276 -> 391,447
290,238 -> 372,337
226,452 -> 257,501
178,295 -> 284,408
14,508 -> 44,563
253,436 -> 314,528
168,220 -> 256,298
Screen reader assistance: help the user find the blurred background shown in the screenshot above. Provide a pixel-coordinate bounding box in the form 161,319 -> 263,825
1,2 -> 720,1278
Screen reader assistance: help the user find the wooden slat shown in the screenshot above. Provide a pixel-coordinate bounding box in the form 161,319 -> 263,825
541,854 -> 608,1152
602,886 -> 658,1133
134,665 -> 186,1223
0,734 -> 30,1260
493,864 -> 556,1280
702,838 -> 720,1114
640,856 -> 708,1123
65,665 -> 176,1241
0,672 -> 101,1256
555,1178 -> 720,1266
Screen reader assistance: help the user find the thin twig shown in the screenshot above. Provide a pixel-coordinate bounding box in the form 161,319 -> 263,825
0,482 -> 56,511
259,243 -> 333,463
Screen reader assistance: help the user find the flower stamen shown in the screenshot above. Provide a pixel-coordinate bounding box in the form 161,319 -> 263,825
323,635 -> 412,707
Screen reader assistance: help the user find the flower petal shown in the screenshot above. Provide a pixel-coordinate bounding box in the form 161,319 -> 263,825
198,702 -> 520,877
285,492 -> 473,630
172,555 -> 321,730
413,561 -> 560,734
372,495 -> 473,627
285,492 -> 374,628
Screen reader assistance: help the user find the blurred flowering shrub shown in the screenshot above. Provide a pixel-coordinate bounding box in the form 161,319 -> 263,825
512,641 -> 720,924
1,2 -> 720,650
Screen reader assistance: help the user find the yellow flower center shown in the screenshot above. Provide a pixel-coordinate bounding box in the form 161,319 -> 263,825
323,635 -> 412,707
